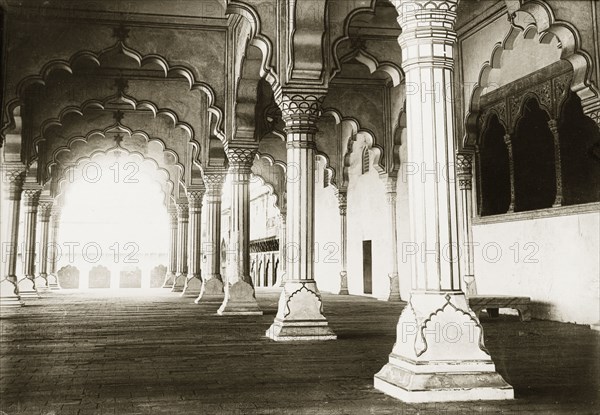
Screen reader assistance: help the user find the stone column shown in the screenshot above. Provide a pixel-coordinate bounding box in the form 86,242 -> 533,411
171,201 -> 188,292
182,187 -> 205,296
385,178 -> 401,302
17,187 -> 42,299
266,91 -> 336,341
336,190 -> 349,295
162,206 -> 178,288
46,204 -> 62,290
0,165 -> 25,307
196,170 -> 226,303
547,119 -> 563,207
277,211 -> 287,287
217,147 -> 262,315
34,200 -> 53,291
503,133 -> 516,213
374,0 -> 513,402
456,152 -> 477,296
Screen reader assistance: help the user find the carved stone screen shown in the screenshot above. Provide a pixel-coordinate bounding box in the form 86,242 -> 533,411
89,265 -> 111,289
57,265 -> 80,289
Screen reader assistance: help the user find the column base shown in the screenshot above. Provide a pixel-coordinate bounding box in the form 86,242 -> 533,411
373,291 -> 513,403
266,280 -> 336,341
17,276 -> 40,299
35,273 -> 50,292
47,274 -> 61,290
195,277 -> 224,304
338,271 -> 349,295
217,280 -> 262,315
171,273 -> 185,292
181,275 -> 202,296
0,278 -> 23,307
162,271 -> 175,288
387,273 -> 402,302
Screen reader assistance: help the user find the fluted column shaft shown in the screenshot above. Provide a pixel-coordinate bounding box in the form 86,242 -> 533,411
457,152 -> 477,296
162,206 -> 178,287
172,202 -> 188,291
46,205 -> 62,290
547,119 -> 563,207
0,166 -> 25,306
385,179 -> 401,301
374,0 -> 513,402
21,189 -> 41,278
203,173 -> 225,281
36,201 -> 53,283
186,190 -> 205,279
265,91 -> 336,340
217,148 -> 262,315
503,133 -> 516,213
278,212 -> 287,287
336,191 -> 348,295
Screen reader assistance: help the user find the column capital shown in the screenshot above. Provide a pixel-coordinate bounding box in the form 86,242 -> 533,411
274,88 -> 326,134
22,187 -> 42,208
456,152 -> 474,191
38,200 -> 54,221
392,0 -> 459,71
175,202 -> 189,219
2,164 -> 26,200
203,169 -> 227,194
186,187 -> 205,209
168,205 -> 178,225
335,190 -> 347,216
225,145 -> 257,173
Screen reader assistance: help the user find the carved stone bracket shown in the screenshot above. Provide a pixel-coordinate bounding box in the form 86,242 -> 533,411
225,146 -> 257,173
336,190 -> 347,216
1,166 -> 26,200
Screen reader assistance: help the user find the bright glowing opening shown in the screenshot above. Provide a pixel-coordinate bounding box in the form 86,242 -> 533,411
57,151 -> 169,290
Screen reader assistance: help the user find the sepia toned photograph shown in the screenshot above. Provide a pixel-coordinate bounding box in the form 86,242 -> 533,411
0,0 -> 599,413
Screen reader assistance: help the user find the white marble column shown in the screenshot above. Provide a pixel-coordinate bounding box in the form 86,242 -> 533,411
385,178 -> 402,302
218,148 -> 262,315
182,187 -> 205,296
196,170 -> 226,303
456,152 -> 477,296
374,0 -> 513,402
17,187 -> 42,299
46,204 -> 62,290
0,165 -> 25,307
162,205 -> 178,288
277,211 -> 287,287
266,91 -> 336,341
171,201 -> 188,292
34,200 -> 53,291
547,119 -> 563,207
336,190 -> 349,295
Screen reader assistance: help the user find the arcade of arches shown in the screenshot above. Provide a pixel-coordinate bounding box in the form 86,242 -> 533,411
1,0 -> 599,411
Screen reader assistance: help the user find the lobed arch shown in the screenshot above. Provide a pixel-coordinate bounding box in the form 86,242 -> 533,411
32,95 -> 196,164
464,0 -> 599,147
2,39 -> 226,149
45,126 -> 185,189
54,148 -> 175,209
252,152 -> 287,212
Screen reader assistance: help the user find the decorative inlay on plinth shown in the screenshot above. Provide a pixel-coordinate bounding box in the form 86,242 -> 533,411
266,280 -> 336,341
217,280 -> 262,315
374,292 -> 513,403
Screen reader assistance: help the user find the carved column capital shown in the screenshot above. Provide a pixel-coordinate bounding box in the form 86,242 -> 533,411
225,146 -> 257,173
22,188 -> 42,208
336,190 -> 348,216
392,0 -> 458,71
38,201 -> 54,221
176,202 -> 189,220
203,170 -> 227,196
588,109 -> 600,129
186,187 -> 206,210
274,89 -> 326,134
456,152 -> 474,191
2,166 -> 26,200
168,206 -> 178,226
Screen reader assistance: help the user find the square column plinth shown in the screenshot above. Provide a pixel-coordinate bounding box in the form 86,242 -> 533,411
266,280 -> 336,341
374,292 -> 514,403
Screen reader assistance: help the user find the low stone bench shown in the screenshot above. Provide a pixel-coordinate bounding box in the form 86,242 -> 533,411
468,295 -> 531,322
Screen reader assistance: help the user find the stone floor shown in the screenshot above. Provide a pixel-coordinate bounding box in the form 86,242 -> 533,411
0,289 -> 598,415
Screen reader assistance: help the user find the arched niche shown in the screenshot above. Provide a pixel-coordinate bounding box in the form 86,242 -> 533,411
478,114 -> 511,216
558,92 -> 600,205
513,98 -> 556,212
